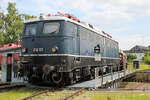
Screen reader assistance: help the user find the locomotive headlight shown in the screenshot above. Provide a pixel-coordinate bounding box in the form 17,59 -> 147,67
21,48 -> 26,53
35,48 -> 39,52
52,46 -> 58,53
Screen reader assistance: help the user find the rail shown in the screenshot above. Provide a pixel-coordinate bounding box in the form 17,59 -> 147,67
20,89 -> 49,100
20,88 -> 86,100
61,88 -> 86,100
0,84 -> 25,90
0,82 -> 10,86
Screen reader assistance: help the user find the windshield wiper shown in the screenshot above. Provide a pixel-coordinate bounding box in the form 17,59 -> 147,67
48,30 -> 57,35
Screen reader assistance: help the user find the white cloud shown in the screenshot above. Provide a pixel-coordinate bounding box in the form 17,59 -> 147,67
2,0 -> 150,19
115,34 -> 150,50
1,0 -> 15,4
0,0 -> 15,13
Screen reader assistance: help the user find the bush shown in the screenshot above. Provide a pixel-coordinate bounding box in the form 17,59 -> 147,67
143,56 -> 150,65
126,54 -> 137,61
143,51 -> 150,65
144,51 -> 150,56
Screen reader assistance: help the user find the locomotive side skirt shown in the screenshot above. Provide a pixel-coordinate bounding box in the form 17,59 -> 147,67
21,54 -> 119,71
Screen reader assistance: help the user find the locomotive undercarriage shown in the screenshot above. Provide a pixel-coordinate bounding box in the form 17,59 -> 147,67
20,55 -> 120,86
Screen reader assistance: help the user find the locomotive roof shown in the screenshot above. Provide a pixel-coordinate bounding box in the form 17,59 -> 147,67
0,43 -> 21,53
24,16 -> 117,42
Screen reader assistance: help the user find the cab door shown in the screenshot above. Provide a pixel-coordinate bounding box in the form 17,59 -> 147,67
74,25 -> 80,55
6,54 -> 13,82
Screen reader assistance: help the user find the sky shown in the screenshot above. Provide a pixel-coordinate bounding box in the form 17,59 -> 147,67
1,0 -> 150,50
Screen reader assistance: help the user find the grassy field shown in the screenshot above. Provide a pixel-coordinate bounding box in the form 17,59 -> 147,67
127,61 -> 150,71
32,90 -> 75,100
136,63 -> 150,71
3,89 -> 149,100
0,88 -> 39,100
65,91 -> 150,100
87,91 -> 150,100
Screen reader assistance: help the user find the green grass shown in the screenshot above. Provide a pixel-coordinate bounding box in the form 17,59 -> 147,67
0,88 -> 39,100
88,91 -> 150,100
136,63 -> 150,71
127,61 -> 150,71
0,88 -> 150,100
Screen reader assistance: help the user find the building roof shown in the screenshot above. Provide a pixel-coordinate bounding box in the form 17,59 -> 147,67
124,45 -> 150,53
0,43 -> 21,53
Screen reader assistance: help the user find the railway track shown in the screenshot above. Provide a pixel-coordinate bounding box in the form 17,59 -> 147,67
19,88 -> 86,100
61,88 -> 86,100
20,89 -> 49,100
0,82 -> 26,91
136,69 -> 150,73
0,82 -> 10,86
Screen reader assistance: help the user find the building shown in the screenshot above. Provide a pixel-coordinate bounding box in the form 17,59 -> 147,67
0,43 -> 27,83
148,45 -> 150,49
124,45 -> 150,60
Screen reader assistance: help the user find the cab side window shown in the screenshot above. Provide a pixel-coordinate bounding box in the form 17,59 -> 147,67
81,28 -> 88,40
73,24 -> 78,37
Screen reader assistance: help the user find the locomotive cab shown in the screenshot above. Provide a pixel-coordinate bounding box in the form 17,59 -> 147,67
22,20 -> 79,55
21,17 -> 80,84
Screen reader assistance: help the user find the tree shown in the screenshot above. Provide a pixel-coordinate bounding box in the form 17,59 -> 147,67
21,14 -> 36,21
144,51 -> 150,56
3,2 -> 23,44
2,2 -> 36,44
0,7 -> 4,46
126,54 -> 137,61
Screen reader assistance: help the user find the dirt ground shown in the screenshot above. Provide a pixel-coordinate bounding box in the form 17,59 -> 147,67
119,82 -> 150,89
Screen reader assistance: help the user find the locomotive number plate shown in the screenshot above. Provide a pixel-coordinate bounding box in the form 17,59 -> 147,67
95,53 -> 101,61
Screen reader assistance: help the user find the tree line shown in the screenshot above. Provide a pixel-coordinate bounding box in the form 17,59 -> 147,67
143,51 -> 150,64
126,51 -> 150,65
0,2 -> 36,46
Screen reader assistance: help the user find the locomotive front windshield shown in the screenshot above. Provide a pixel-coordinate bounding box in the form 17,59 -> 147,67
25,24 -> 37,35
43,22 -> 60,34
24,22 -> 60,36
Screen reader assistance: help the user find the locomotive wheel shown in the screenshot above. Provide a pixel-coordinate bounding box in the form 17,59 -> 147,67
51,71 -> 63,84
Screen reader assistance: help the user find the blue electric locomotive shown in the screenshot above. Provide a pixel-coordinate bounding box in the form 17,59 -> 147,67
21,13 -> 120,85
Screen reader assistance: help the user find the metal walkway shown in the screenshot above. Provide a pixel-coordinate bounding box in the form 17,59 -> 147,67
68,71 -> 135,88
